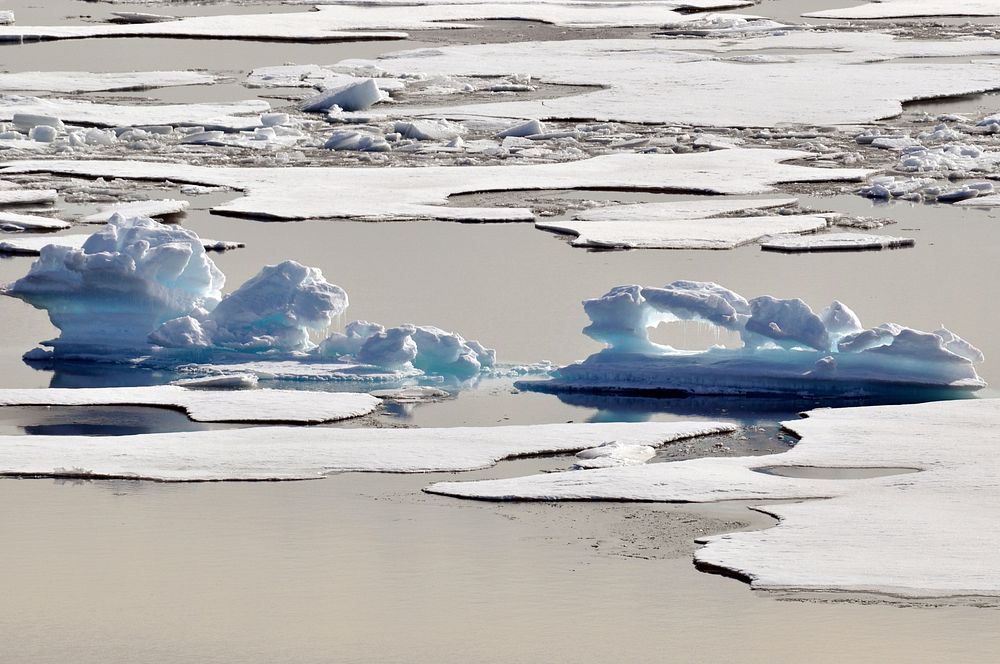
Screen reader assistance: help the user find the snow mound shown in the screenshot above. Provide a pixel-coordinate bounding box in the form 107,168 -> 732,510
519,281 -> 985,397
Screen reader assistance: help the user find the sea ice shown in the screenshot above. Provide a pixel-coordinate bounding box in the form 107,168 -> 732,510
0,189 -> 57,205
0,386 -> 379,423
427,399 -> 1000,600
805,0 -> 1000,19
0,71 -> 217,94
517,281 -> 985,397
760,233 -> 915,253
0,96 -> 270,131
0,149 -> 869,222
536,197 -> 833,250
0,421 -> 734,481
0,211 -> 70,231
81,199 -> 190,224
0,4 -> 767,44
356,35 -> 1000,126
0,233 -> 242,256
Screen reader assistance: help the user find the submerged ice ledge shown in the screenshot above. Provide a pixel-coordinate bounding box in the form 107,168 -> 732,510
518,281 -> 985,398
2,215 -> 495,382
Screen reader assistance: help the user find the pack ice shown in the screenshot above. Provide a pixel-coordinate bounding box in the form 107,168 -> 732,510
805,0 -> 1000,19
427,400 -> 1000,601
0,150 -> 869,222
2,215 -> 495,381
517,281 -> 985,398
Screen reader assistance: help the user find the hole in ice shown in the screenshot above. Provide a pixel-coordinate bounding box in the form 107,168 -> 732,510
752,466 -> 921,480
646,320 -> 743,351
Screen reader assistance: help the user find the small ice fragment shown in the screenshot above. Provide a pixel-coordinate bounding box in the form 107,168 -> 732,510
498,119 -> 546,138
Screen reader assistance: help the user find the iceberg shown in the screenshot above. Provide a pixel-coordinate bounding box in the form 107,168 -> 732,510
3,215 -> 495,381
517,281 -> 985,398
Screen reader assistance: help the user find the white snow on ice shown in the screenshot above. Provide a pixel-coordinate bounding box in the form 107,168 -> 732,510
0,421 -> 734,481
805,0 -> 1000,19
0,385 -> 379,423
0,71 -> 218,94
760,233 -> 915,252
536,197 -> 834,249
0,150 -> 870,222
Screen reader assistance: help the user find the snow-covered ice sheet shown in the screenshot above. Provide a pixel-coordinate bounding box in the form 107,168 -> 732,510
760,233 -> 915,252
427,399 -> 1000,601
0,421 -> 734,481
0,211 -> 69,231
0,96 -> 269,131
0,4 -> 765,43
360,36 -> 1000,126
0,386 -> 378,423
0,189 -> 57,205
0,150 -> 870,222
805,1 -> 1000,19
0,71 -> 217,94
536,197 -> 832,249
518,281 -> 985,397
0,233 -> 242,255
81,199 -> 189,223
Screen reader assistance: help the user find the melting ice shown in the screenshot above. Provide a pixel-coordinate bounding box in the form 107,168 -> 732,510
519,281 -> 985,398
3,215 -> 495,381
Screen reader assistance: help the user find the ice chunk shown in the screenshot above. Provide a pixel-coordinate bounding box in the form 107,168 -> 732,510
497,119 -> 545,138
0,211 -> 70,231
7,215 -> 224,355
0,386 -> 377,423
0,421 -> 734,481
573,441 -> 655,469
393,119 -> 462,141
301,78 -> 386,113
82,199 -> 189,224
0,70 -> 216,94
761,233 -> 915,252
519,283 -> 985,397
0,189 -> 57,205
323,130 -> 391,152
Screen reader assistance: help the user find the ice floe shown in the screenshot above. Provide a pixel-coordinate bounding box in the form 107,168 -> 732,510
427,399 -> 1000,601
0,385 -> 378,423
0,233 -> 242,256
0,421 -> 734,481
805,0 -> 1000,19
0,96 -> 270,131
760,233 -> 915,253
0,4 -> 767,44
517,281 -> 985,397
0,211 -> 70,231
357,35 -> 1000,126
536,197 -> 835,250
81,199 -> 190,224
0,71 -> 217,94
0,189 -> 57,205
0,149 -> 869,222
